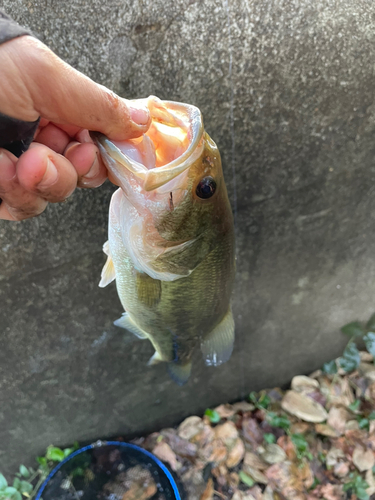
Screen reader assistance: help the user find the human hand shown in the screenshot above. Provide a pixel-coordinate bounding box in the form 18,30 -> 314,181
0,35 -> 150,221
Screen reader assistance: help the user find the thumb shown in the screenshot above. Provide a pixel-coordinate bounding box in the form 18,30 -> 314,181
5,36 -> 150,141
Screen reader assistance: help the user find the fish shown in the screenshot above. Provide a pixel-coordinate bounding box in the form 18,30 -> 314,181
90,96 -> 235,385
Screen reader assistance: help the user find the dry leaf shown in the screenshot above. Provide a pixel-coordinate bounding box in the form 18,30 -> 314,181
243,451 -> 268,470
365,468 -> 375,496
242,464 -> 268,484
242,417 -> 264,446
226,437 -> 245,468
199,478 -> 214,500
326,448 -> 345,467
161,429 -> 198,458
260,443 -> 287,464
215,421 -> 239,445
345,419 -> 359,431
263,485 -> 275,500
315,423 -> 339,437
333,461 -> 350,478
121,482 -> 157,500
320,376 -> 354,407
214,403 -> 235,419
359,362 -> 375,381
192,423 -> 215,447
277,435 -> 297,461
265,461 -> 306,500
247,485 -> 264,500
199,438 -> 227,464
228,471 -> 240,488
352,446 -> 375,471
327,407 -> 351,435
309,369 -> 322,379
118,467 -> 158,500
291,461 -> 314,489
281,391 -> 328,423
291,375 -> 319,392
232,492 -> 257,500
290,422 -> 310,435
180,467 -> 206,500
360,351 -> 373,362
178,416 -> 204,440
318,483 -> 344,500
152,441 -> 180,471
232,401 -> 255,412
365,381 -> 375,400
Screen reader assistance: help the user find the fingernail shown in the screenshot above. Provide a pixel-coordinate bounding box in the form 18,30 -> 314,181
128,104 -> 150,126
38,159 -> 58,188
84,154 -> 100,179
0,151 -> 16,181
63,141 -> 80,156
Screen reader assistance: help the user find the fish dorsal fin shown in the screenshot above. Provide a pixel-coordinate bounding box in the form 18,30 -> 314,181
99,241 -> 116,288
201,308 -> 235,366
114,313 -> 148,339
167,361 -> 192,386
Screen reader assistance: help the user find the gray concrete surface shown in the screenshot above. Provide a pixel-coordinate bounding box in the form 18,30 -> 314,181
1,0 -> 375,475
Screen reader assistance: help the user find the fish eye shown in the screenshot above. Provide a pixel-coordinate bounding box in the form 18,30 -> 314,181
196,176 -> 216,199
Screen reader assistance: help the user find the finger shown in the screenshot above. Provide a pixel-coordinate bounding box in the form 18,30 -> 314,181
16,144 -> 78,203
64,141 -> 107,188
39,118 -> 50,128
0,150 -> 47,220
54,123 -> 82,137
34,122 -> 71,153
6,37 -> 151,141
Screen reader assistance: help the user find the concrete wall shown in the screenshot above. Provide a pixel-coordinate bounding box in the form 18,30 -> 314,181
1,0 -> 375,474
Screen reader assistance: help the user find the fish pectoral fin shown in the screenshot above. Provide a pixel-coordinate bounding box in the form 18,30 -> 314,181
167,361 -> 192,386
153,236 -> 211,277
201,307 -> 235,367
114,313 -> 148,339
136,272 -> 161,307
99,241 -> 116,288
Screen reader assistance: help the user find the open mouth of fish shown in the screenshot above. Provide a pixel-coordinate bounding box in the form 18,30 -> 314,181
90,96 -> 204,192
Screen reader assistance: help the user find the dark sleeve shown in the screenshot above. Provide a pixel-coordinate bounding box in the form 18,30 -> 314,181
0,10 -> 39,158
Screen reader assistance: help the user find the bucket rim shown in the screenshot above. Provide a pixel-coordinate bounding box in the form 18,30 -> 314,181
35,440 -> 181,500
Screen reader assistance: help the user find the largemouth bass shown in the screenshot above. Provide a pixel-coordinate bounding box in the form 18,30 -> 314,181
91,96 -> 235,384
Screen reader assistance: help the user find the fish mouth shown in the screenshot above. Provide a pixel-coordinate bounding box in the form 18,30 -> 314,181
90,96 -> 204,191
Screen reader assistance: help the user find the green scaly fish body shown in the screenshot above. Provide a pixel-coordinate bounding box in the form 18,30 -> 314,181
92,96 -> 235,384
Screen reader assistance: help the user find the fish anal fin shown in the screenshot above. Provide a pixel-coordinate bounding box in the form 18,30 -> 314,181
99,241 -> 116,288
201,308 -> 235,367
167,361 -> 192,386
114,313 -> 148,339
148,351 -> 164,365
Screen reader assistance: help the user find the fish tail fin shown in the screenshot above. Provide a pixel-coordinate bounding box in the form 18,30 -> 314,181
167,360 -> 192,386
99,241 -> 116,288
201,307 -> 235,366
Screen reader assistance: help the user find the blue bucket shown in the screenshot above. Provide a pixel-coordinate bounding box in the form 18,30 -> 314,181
36,441 -> 182,500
